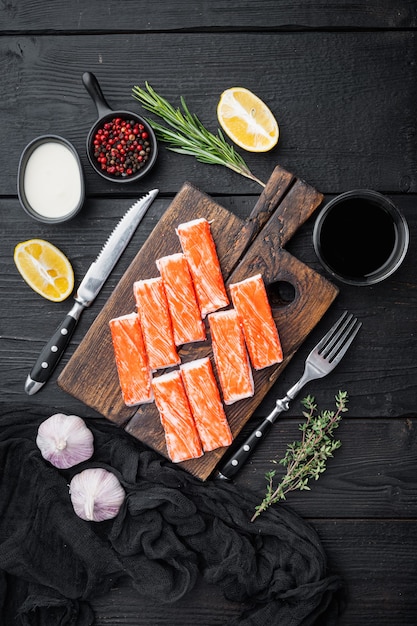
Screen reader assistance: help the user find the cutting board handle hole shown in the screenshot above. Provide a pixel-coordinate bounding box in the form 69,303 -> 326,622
266,280 -> 296,307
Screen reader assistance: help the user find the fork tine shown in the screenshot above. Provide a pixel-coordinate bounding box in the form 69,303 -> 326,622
327,317 -> 362,364
314,310 -> 350,354
321,312 -> 354,359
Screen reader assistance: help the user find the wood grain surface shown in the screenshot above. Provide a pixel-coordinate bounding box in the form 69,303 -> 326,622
1,31 -> 416,197
2,1 -> 416,30
1,2 -> 416,623
58,168 -> 338,479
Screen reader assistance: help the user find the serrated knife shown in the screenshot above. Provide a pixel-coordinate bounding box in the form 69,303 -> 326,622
25,188 -> 159,395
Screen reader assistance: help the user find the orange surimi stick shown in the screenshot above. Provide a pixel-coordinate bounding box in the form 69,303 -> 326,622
109,313 -> 153,406
152,370 -> 203,463
176,218 -> 229,317
230,274 -> 283,370
180,357 -> 233,452
156,253 -> 206,345
133,277 -> 180,371
208,309 -> 254,405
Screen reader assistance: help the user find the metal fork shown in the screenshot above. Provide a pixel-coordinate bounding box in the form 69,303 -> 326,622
217,311 -> 362,481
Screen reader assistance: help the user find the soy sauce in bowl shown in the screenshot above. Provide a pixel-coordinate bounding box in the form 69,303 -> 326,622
313,190 -> 409,286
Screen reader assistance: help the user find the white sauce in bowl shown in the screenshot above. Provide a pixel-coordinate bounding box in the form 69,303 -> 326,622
23,141 -> 83,219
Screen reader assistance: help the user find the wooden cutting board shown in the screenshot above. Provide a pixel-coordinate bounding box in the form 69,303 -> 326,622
58,165 -> 338,480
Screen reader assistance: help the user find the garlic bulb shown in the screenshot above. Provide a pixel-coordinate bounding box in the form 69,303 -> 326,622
36,413 -> 94,469
69,468 -> 125,522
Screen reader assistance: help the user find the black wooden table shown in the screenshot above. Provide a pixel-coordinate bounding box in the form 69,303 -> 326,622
1,3 -> 416,624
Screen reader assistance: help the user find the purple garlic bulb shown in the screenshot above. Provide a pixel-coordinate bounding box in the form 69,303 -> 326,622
69,468 -> 125,522
36,413 -> 94,469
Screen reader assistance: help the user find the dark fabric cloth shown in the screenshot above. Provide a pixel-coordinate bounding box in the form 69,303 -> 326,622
0,403 -> 345,625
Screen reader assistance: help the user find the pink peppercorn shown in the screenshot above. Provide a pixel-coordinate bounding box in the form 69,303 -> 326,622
92,117 -> 152,178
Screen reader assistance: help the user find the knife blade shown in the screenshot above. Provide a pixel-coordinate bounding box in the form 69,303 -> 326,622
24,188 -> 159,395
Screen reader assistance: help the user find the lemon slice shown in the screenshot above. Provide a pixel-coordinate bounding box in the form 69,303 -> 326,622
14,239 -> 74,302
217,87 -> 279,152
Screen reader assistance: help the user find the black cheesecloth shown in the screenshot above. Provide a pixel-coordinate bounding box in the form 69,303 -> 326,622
0,403 -> 344,625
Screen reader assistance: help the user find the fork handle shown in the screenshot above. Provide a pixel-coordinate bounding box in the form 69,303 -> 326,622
216,396 -> 292,481
216,370 -> 312,480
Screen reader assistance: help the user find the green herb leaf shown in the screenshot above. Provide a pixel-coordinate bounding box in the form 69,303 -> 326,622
251,392 -> 348,522
132,83 -> 265,187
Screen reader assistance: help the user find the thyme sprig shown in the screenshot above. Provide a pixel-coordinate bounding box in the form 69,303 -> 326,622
251,391 -> 348,522
132,83 -> 265,187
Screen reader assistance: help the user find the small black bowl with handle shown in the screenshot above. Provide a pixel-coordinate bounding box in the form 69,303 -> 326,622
83,71 -> 158,183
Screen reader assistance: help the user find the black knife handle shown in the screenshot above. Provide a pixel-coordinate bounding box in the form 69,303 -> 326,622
25,302 -> 84,395
217,417 -> 274,480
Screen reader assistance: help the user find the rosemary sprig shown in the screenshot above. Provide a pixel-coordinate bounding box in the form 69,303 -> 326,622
132,83 -> 265,187
251,391 -> 348,522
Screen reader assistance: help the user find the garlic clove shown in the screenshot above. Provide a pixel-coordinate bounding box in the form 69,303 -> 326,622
36,413 -> 94,469
69,468 -> 125,522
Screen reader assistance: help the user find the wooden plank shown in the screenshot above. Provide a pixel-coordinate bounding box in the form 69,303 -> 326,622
320,519 -> 417,626
1,32 -> 416,196
89,519 -> 417,626
2,1 -> 416,31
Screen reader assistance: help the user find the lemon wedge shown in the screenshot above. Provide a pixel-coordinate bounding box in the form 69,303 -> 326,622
217,87 -> 279,152
14,239 -> 74,302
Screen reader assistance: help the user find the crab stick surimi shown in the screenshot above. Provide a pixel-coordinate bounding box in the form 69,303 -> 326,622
133,277 -> 180,371
109,313 -> 153,406
180,358 -> 233,452
156,253 -> 206,345
152,370 -> 203,463
176,218 -> 229,318
230,274 -> 283,370
208,309 -> 254,405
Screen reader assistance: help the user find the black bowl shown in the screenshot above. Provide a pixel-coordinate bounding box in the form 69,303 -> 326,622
313,189 -> 409,286
83,72 -> 158,184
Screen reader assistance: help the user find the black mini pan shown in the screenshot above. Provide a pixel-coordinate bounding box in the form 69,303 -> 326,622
82,71 -> 158,183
